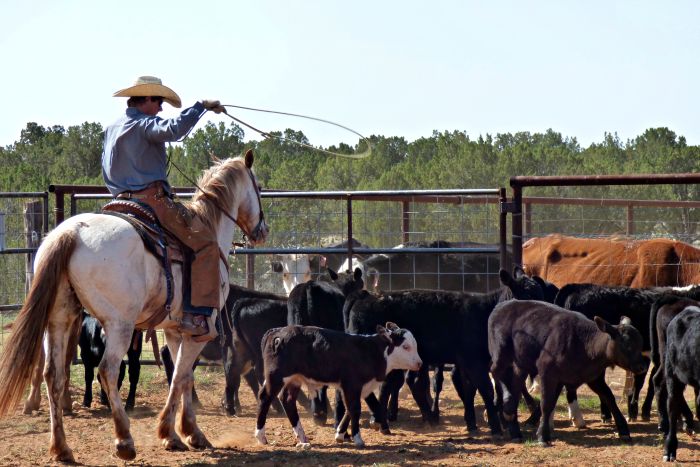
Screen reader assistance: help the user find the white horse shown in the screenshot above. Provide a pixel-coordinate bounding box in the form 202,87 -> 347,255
0,149 -> 268,462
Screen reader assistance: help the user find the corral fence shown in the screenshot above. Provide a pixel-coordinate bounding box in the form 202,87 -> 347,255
2,173 -> 700,363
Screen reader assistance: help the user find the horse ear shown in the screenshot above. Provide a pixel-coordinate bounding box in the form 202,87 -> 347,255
245,149 -> 254,168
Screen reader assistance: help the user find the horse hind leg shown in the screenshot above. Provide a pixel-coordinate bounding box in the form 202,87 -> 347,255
23,346 -> 45,414
98,322 -> 138,461
44,285 -> 81,462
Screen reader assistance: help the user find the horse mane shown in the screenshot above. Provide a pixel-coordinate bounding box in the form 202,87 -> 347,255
187,155 -> 247,232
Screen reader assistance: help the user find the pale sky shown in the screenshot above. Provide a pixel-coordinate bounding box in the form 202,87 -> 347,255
2,1 -> 699,150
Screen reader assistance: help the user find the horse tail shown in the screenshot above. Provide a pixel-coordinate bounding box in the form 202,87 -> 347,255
0,228 -> 77,417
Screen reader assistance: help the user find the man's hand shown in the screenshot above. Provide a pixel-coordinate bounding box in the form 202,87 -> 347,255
202,99 -> 225,114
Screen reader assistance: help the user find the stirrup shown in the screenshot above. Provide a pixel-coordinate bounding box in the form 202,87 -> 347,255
192,309 -> 218,343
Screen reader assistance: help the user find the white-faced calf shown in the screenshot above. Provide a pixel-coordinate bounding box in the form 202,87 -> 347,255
254,322 -> 421,448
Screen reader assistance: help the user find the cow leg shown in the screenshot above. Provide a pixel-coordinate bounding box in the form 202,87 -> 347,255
641,361 -> 656,421
311,387 -> 329,425
468,363 -> 503,438
406,367 -> 436,424
343,388 -> 365,448
521,379 -> 542,428
430,365 -> 445,422
494,366 -> 522,441
365,392 -> 390,434
565,384 -> 586,428
653,363 -> 670,434
450,367 -> 478,433
280,385 -> 310,448
535,376 -> 560,446
124,333 -> 142,413
663,376 -> 684,462
255,373 -> 284,445
379,370 -> 403,423
222,343 -> 242,416
587,374 -> 631,442
83,362 -> 95,408
626,367 -> 648,421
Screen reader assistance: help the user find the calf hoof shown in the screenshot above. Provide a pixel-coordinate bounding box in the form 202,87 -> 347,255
312,414 -> 328,426
50,446 -> 75,463
255,428 -> 269,445
491,433 -> 505,443
115,438 -> 136,460
387,410 -> 398,422
368,417 -> 380,430
296,442 -> 311,449
663,452 -> 676,462
467,426 -> 480,435
187,432 -> 212,449
618,434 -> 632,444
658,423 -> 669,434
626,415 -> 637,422
162,436 -> 189,451
601,415 -> 612,424
683,420 -> 695,435
125,403 -> 135,413
538,440 -> 552,447
641,412 -> 651,422
335,432 -> 351,443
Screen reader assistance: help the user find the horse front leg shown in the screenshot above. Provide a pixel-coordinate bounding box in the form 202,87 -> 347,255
98,323 -> 137,461
159,332 -> 209,451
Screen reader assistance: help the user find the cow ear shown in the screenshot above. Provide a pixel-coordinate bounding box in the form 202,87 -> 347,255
594,316 -> 619,337
319,255 -> 327,268
354,267 -> 363,281
513,265 -> 526,279
271,261 -> 283,273
385,321 -> 399,331
499,268 -> 513,286
376,324 -> 391,342
619,316 -> 632,326
327,268 -> 338,280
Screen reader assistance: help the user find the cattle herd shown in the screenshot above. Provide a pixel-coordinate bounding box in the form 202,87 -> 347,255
12,233 -> 700,462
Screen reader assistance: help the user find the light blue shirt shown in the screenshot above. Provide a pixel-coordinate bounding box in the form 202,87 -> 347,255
102,102 -> 206,195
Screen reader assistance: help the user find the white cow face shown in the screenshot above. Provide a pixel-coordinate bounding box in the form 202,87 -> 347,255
271,254 -> 312,295
378,322 -> 422,373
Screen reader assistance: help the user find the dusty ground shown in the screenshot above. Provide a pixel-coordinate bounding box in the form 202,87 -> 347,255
0,365 -> 698,466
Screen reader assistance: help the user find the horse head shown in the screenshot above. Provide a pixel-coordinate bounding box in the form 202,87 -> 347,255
192,149 -> 269,245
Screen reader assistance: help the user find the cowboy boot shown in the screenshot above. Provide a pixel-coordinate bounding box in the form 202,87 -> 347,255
192,309 -> 219,343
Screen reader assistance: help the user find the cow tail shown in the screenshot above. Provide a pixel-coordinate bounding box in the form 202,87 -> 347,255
0,228 -> 77,417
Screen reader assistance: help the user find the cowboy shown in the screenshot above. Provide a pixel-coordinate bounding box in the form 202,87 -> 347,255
102,75 -> 226,340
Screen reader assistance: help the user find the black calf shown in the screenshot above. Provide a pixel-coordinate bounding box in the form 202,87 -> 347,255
79,313 -> 141,412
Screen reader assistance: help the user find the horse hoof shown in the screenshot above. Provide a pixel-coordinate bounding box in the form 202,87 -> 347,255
162,437 -> 189,451
50,446 -> 75,463
187,433 -> 212,449
115,438 -> 136,461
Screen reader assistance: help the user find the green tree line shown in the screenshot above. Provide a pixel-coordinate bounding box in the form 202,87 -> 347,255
2,121 -> 697,194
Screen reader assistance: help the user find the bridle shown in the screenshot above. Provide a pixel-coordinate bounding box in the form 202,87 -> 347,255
198,163 -> 266,247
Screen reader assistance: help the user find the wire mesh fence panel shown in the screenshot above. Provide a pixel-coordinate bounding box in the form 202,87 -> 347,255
519,183 -> 700,288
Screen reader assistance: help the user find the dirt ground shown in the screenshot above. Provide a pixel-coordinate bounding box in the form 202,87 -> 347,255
0,365 -> 698,466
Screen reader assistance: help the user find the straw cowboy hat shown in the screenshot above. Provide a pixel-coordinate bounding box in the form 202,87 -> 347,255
113,75 -> 182,108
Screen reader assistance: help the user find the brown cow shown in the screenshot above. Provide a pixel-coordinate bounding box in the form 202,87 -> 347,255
523,234 -> 700,288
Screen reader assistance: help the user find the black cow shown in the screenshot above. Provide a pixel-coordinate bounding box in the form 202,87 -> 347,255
661,305 -> 700,462
650,294 -> 699,434
160,283 -> 286,415
287,267 -> 364,424
554,283 -> 700,424
357,240 -> 512,294
79,313 -> 142,412
488,300 -> 647,445
254,323 -> 422,448
342,267 -> 545,436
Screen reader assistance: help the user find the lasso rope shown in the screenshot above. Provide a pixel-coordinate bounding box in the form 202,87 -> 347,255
221,104 -> 372,159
